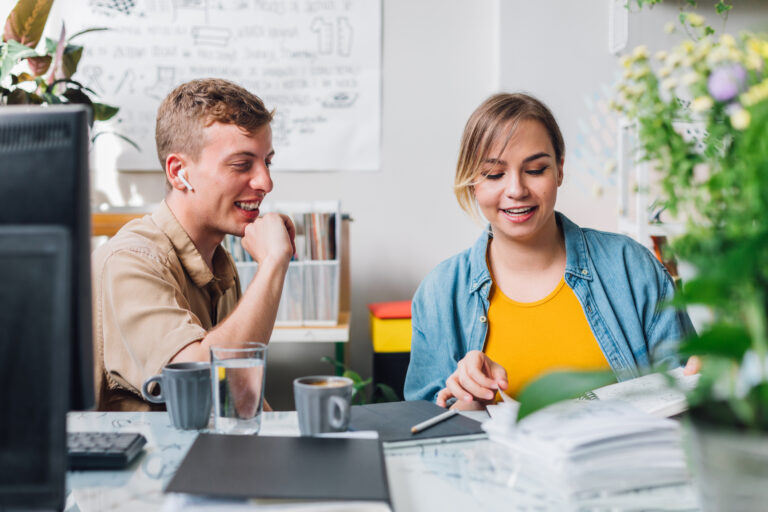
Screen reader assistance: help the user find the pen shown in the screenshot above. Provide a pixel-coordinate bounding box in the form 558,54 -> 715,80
410,409 -> 458,434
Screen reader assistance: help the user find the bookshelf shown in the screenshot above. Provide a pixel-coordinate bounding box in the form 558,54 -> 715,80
91,206 -> 351,365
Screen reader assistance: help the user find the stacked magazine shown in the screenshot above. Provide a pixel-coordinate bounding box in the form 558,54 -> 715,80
483,398 -> 694,508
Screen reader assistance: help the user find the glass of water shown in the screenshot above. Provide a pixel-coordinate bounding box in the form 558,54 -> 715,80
210,342 -> 267,435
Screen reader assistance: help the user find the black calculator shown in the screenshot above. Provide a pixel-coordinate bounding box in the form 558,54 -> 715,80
67,432 -> 147,470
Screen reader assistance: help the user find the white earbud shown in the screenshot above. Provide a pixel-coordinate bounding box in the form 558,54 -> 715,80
178,169 -> 195,192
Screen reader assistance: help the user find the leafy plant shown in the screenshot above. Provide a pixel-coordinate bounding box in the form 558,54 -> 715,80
321,357 -> 399,405
611,10 -> 768,429
1,0 -> 135,148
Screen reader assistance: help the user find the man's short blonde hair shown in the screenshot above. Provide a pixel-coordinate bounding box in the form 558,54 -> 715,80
454,93 -> 565,218
155,78 -> 274,171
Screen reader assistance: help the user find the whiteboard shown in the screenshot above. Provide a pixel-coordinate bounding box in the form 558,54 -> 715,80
65,0 -> 381,172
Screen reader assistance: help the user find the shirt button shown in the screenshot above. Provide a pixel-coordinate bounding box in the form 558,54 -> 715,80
581,269 -> 589,276
479,315 -> 487,323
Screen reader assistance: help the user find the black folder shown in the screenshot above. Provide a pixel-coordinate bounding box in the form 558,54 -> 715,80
165,434 -> 390,503
349,400 -> 486,445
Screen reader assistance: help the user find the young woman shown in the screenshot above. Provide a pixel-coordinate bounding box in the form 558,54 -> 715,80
404,93 -> 695,409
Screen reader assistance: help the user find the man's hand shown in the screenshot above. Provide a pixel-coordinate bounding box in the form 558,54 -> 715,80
241,212 -> 296,265
436,350 -> 508,407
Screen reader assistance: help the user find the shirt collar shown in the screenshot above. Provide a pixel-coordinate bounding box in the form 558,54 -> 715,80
152,201 -> 237,290
467,211 -> 592,294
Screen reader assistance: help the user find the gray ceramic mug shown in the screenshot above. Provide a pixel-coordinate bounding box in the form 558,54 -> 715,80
293,376 -> 354,436
142,362 -> 212,430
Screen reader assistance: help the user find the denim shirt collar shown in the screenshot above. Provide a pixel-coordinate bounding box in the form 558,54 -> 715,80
467,211 -> 593,294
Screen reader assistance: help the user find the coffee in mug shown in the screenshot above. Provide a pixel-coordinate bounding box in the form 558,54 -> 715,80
293,376 -> 354,436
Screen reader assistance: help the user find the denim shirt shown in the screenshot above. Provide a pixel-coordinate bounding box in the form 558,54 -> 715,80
404,212 -> 694,403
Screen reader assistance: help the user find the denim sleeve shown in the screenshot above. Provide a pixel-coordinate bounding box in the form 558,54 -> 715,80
646,263 -> 696,370
403,286 -> 451,403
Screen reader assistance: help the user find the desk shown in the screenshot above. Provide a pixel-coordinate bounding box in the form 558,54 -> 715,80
65,411 -> 700,512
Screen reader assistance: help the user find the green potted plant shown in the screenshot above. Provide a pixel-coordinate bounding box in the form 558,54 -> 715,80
611,9 -> 768,510
1,0 -> 132,146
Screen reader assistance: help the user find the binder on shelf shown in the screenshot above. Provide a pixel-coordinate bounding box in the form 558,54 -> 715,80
228,200 -> 341,327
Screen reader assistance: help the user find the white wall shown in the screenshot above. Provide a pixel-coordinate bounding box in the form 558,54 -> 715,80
5,0 -> 765,409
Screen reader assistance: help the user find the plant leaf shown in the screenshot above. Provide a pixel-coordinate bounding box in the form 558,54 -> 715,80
374,383 -> 400,403
517,370 -> 616,421
63,87 -> 92,106
342,369 -> 362,384
46,23 -> 66,87
320,356 -> 348,372
7,87 -> 30,104
27,54 -> 51,76
678,324 -> 751,361
68,27 -> 109,43
92,102 -> 119,121
91,131 -> 140,152
0,40 -> 39,83
3,0 -> 54,48
60,45 -> 83,78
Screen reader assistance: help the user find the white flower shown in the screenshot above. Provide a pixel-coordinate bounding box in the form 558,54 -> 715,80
655,50 -> 668,61
681,72 -> 700,86
691,96 -> 714,112
664,22 -> 676,34
661,78 -> 678,91
633,45 -> 649,59
592,183 -> 604,197
658,66 -> 672,78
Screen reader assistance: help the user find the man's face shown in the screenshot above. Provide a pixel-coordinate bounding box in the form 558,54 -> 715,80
180,122 -> 274,245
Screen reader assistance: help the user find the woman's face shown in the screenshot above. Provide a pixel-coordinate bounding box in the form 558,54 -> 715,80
472,119 -> 563,246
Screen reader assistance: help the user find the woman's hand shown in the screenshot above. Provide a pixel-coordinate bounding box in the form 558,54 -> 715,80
436,350 -> 508,407
683,355 -> 701,375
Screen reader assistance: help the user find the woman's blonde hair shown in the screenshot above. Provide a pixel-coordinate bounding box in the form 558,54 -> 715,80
454,93 -> 565,217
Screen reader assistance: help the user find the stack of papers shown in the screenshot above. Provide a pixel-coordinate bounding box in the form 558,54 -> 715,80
483,399 -> 691,502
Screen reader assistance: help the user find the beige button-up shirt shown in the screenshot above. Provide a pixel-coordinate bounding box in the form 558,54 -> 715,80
92,201 -> 241,411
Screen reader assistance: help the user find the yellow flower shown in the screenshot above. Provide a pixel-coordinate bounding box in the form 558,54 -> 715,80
687,13 -> 705,27
745,53 -> 763,71
664,22 -> 676,34
623,69 -> 633,79
740,78 -> 768,107
691,96 -> 714,112
655,50 -> 668,61
719,34 -> 736,48
633,45 -> 649,60
730,108 -> 751,130
681,40 -> 695,54
619,55 -> 632,68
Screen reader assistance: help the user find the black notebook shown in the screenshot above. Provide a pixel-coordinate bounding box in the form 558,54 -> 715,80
349,400 -> 486,446
165,434 -> 390,503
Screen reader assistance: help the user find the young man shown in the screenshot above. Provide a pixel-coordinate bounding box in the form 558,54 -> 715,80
92,79 -> 295,411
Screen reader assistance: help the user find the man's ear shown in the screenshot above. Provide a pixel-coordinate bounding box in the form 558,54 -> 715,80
166,154 -> 188,192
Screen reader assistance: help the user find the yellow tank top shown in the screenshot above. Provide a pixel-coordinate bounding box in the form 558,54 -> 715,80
484,277 -> 610,398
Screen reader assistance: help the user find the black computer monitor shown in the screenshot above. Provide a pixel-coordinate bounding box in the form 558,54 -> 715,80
0,105 -> 95,510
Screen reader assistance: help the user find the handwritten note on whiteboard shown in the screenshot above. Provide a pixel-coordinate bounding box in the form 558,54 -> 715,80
65,0 -> 381,172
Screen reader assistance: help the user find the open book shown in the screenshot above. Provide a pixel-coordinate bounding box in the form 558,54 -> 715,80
488,368 -> 699,420
581,367 -> 699,418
